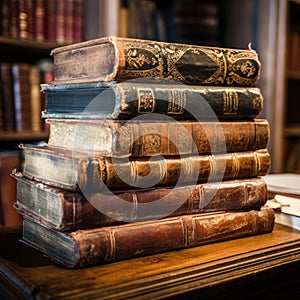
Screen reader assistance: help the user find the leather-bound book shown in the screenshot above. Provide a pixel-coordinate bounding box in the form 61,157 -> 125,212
45,118 -> 270,157
8,0 -> 18,38
45,0 -> 56,42
0,63 -> 15,132
18,0 -> 32,39
14,173 -> 269,231
29,65 -> 42,131
50,36 -> 261,86
33,0 -> 46,42
41,82 -> 264,121
0,81 -> 3,132
20,207 -> 275,268
72,0 -> 83,42
0,151 -> 22,227
63,0 -> 74,43
20,145 -> 271,191
0,0 -> 10,37
12,63 -> 32,132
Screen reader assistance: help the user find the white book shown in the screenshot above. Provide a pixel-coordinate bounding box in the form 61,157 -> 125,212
262,173 -> 300,195
275,212 -> 300,231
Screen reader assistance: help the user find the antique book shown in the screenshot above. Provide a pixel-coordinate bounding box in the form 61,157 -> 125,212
0,151 -> 22,227
20,144 -> 271,191
45,119 -> 270,157
29,65 -> 42,131
12,63 -> 32,132
262,173 -> 300,196
21,207 -> 275,268
50,36 -> 261,86
13,173 -> 269,231
266,198 -> 300,231
0,63 -> 15,131
41,81 -> 263,120
34,0 -> 46,41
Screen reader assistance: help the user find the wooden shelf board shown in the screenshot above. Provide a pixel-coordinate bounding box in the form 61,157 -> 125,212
287,70 -> 300,80
0,36 -> 65,51
0,131 -> 49,141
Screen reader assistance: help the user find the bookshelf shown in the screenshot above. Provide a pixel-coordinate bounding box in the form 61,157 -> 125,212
0,40 -> 52,149
220,0 -> 300,174
0,0 -> 84,227
283,0 -> 300,173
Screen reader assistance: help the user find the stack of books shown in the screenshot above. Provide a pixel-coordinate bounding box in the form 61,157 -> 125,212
13,36 -> 275,268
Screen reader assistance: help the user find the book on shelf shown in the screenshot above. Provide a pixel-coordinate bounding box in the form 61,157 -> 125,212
41,81 -> 263,120
12,63 -> 32,132
0,62 -> 49,133
20,207 -> 275,268
0,63 -> 16,132
13,172 -> 269,231
29,65 -> 43,132
50,36 -> 261,86
20,145 -> 270,192
45,118 -> 270,157
0,0 -> 84,43
0,151 -> 22,227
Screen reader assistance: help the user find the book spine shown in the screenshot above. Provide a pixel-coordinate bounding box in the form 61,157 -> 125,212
15,175 -> 268,231
34,0 -> 46,42
12,63 -> 32,132
18,0 -> 32,39
72,0 -> 83,42
29,66 -> 42,131
114,38 -> 261,86
0,0 -> 10,37
71,208 -> 275,266
113,84 -> 263,120
55,0 -> 65,43
45,0 -> 57,42
9,0 -> 19,39
111,120 -> 270,157
0,63 -> 16,132
63,0 -> 74,43
78,149 -> 270,190
0,152 -> 22,227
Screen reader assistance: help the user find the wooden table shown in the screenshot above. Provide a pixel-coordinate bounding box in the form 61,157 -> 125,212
1,224 -> 300,299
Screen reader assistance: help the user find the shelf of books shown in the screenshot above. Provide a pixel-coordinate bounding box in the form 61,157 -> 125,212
282,0 -> 300,173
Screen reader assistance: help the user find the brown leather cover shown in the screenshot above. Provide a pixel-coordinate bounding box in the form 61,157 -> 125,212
21,207 -> 275,268
20,144 -> 270,191
46,119 -> 270,157
0,152 -> 22,227
14,173 -> 268,231
0,63 -> 15,132
51,36 -> 261,86
12,63 -> 31,132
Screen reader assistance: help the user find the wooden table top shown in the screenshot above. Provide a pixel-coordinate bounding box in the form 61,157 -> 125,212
1,224 -> 300,299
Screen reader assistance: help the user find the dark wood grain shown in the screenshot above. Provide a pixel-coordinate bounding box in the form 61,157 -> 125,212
1,224 -> 300,299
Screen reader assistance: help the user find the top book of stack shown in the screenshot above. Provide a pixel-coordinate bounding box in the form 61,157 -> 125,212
50,36 -> 261,86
